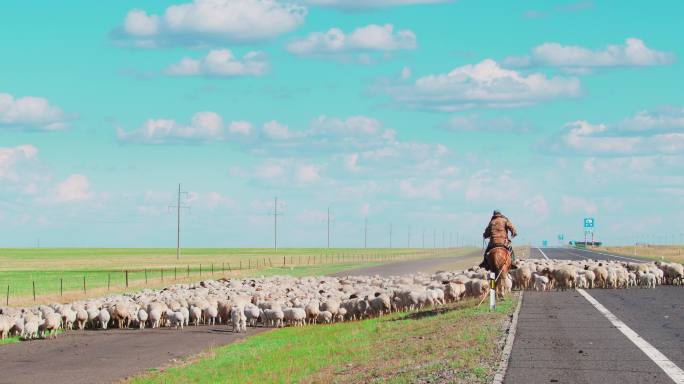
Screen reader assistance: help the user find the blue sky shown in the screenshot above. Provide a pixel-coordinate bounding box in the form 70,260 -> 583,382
1,0 -> 683,248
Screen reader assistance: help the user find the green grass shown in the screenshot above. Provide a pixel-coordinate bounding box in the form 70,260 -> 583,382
0,248 -> 473,303
0,336 -> 20,345
128,297 -> 516,384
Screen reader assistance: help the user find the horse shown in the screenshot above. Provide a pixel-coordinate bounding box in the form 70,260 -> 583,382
486,246 -> 512,299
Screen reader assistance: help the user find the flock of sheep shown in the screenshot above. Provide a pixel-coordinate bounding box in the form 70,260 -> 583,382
0,258 -> 682,341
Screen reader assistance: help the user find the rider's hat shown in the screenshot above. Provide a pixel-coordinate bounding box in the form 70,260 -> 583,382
493,209 -> 502,216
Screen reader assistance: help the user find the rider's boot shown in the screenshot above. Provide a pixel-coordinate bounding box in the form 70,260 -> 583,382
509,246 -> 518,269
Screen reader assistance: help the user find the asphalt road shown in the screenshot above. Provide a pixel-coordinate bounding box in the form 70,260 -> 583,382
505,247 -> 684,384
0,253 -> 474,384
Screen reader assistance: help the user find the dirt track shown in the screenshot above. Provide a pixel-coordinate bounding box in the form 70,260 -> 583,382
0,252 -> 479,384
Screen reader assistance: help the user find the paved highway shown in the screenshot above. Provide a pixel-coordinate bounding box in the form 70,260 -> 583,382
505,247 -> 684,384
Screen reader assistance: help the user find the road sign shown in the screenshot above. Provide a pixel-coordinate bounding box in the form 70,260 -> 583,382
558,234 -> 564,241
584,218 -> 595,228
543,240 -> 548,246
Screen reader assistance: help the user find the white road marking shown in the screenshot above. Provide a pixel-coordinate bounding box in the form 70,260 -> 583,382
577,289 -> 684,384
536,247 -> 550,260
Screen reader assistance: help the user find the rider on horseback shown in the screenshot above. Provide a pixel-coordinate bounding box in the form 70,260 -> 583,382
480,210 -> 517,270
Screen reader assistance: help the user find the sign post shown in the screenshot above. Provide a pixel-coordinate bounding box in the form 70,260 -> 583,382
584,218 -> 595,247
489,272 -> 496,311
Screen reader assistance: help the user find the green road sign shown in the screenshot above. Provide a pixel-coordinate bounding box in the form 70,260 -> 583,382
584,218 -> 595,228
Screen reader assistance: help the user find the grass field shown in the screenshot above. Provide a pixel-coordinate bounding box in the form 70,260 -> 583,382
596,245 -> 684,264
0,247 -> 475,306
129,297 -> 516,384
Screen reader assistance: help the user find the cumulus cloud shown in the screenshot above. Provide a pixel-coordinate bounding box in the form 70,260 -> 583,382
165,49 -> 269,77
304,0 -> 450,10
547,108 -> 684,156
56,174 -> 94,203
505,38 -> 674,72
286,24 -> 416,59
385,59 -> 580,111
0,92 -> 69,130
0,145 -> 38,181
115,0 -> 307,47
229,121 -> 253,135
116,111 -> 226,144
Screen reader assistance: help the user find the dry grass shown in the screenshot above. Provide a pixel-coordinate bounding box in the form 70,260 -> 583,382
598,245 -> 684,264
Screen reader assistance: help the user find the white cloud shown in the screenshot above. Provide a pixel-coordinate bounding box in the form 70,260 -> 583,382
56,174 -> 94,203
0,92 -> 69,130
117,0 -> 307,47
551,111 -> 684,156
304,0 -> 450,10
0,145 -> 38,181
387,59 -> 580,111
286,24 -> 416,58
165,49 -> 269,77
505,38 -> 674,72
229,121 -> 253,135
262,120 -> 294,140
117,111 -> 228,144
204,191 -> 235,209
561,195 -> 596,215
296,164 -> 321,183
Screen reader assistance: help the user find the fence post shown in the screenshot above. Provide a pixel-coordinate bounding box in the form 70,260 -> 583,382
161,268 -> 164,282
187,265 -> 190,277
200,264 -> 202,276
211,263 -> 214,276
107,274 -> 111,291
125,270 -> 129,288
60,278 -> 63,297
145,268 -> 148,284
249,259 -> 251,269
239,260 -> 242,270
222,262 -> 225,274
174,266 -> 177,280
32,281 -> 36,301
269,258 -> 272,267
83,275 -> 86,293
283,256 -> 286,267
227,262 -> 231,271
5,284 -> 8,306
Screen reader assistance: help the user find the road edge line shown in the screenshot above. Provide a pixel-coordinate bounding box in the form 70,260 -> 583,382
492,290 -> 524,384
577,289 -> 684,384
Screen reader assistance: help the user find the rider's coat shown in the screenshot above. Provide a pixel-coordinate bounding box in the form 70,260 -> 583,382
483,213 -> 517,247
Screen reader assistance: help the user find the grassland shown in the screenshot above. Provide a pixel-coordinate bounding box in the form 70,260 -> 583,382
129,297 -> 516,384
597,245 -> 684,264
0,247 -> 475,306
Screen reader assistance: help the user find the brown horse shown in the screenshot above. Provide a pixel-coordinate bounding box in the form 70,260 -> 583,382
486,246 -> 512,299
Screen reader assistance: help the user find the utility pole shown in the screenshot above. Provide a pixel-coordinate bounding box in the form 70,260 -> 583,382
273,197 -> 280,252
364,217 -> 368,249
389,223 -> 393,248
327,206 -> 331,249
408,226 -> 411,248
169,183 -> 189,260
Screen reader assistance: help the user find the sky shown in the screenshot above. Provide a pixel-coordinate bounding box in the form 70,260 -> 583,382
1,0 -> 683,248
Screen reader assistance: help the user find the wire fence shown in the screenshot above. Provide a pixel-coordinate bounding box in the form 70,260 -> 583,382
2,250 -> 456,306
